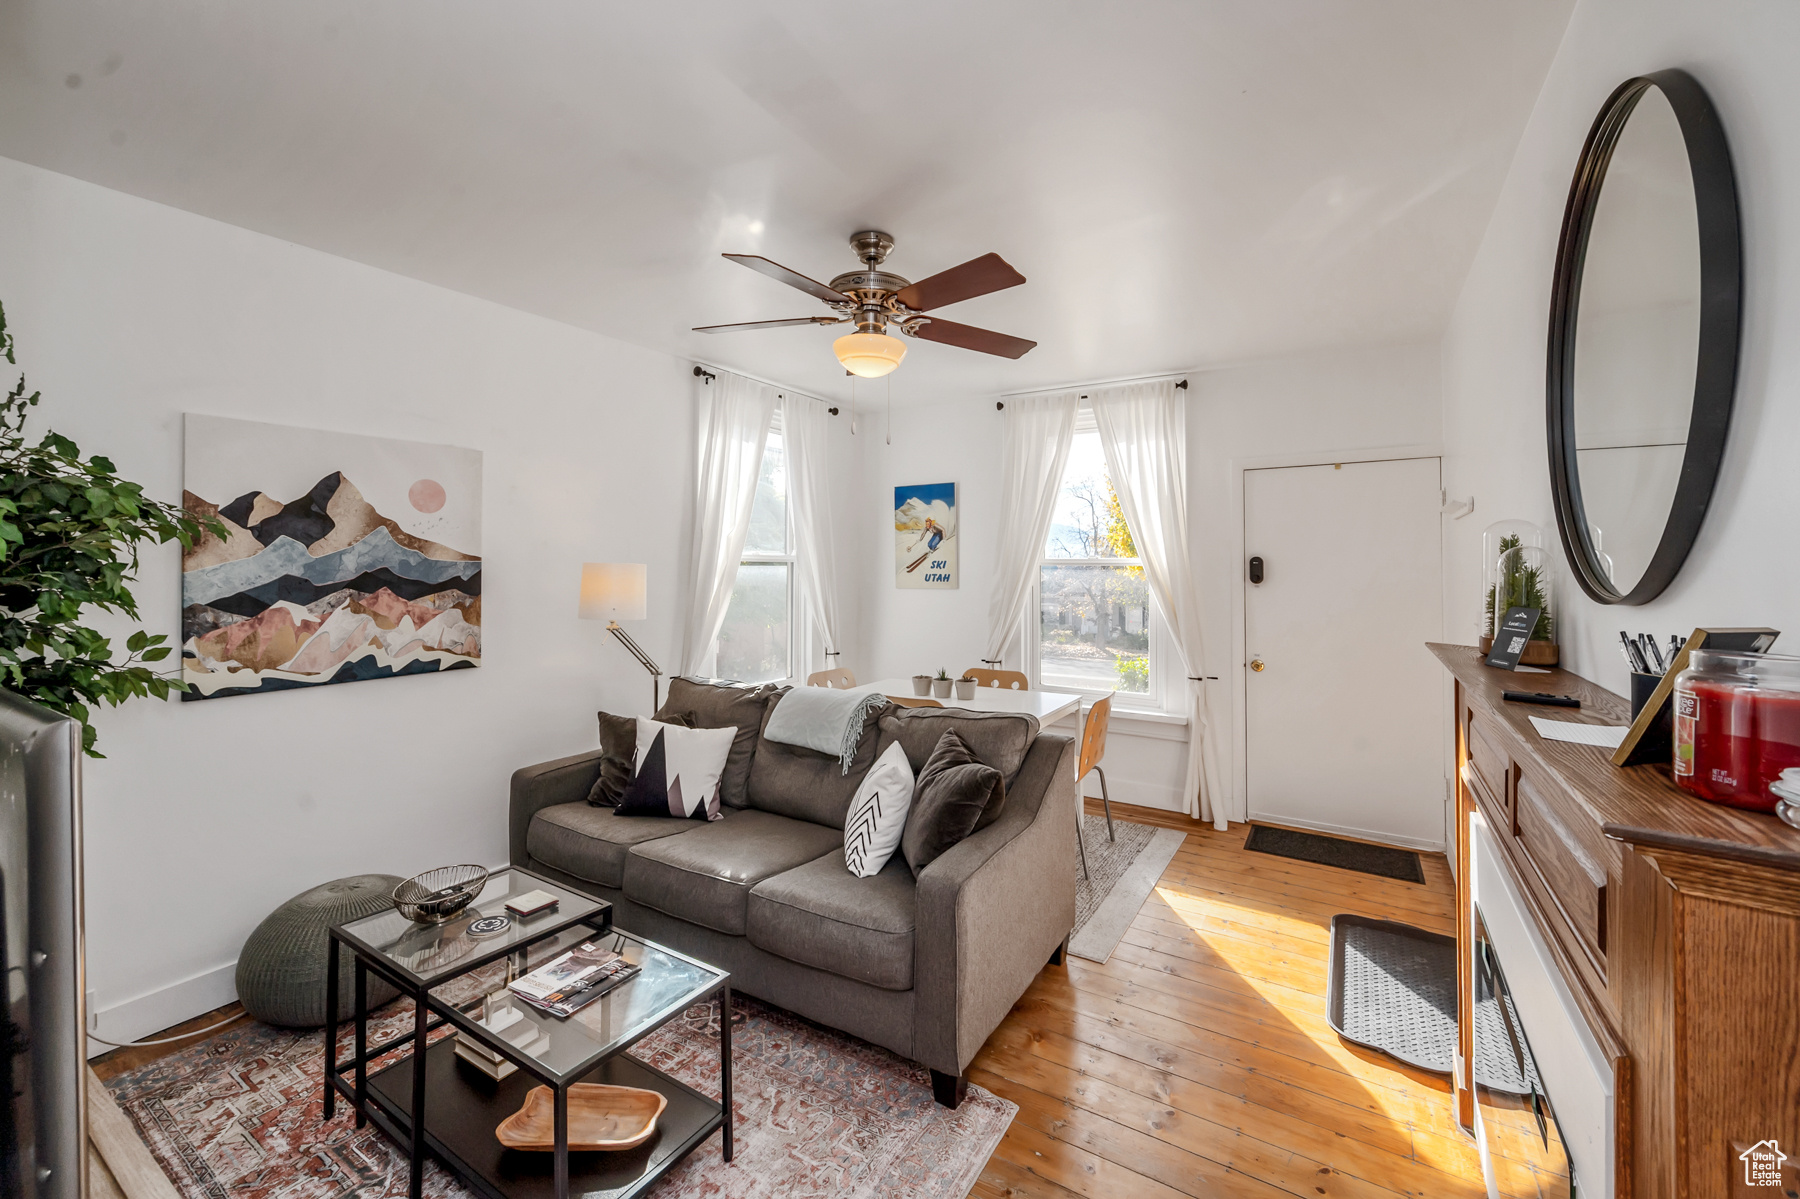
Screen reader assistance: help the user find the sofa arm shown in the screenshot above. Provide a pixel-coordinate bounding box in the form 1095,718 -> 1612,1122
912,732 -> 1078,1076
509,750 -> 605,867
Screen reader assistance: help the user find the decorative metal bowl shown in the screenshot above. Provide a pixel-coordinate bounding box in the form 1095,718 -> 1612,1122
392,865 -> 489,924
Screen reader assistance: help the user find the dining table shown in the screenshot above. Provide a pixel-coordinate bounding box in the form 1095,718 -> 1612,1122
863,677 -> 1084,734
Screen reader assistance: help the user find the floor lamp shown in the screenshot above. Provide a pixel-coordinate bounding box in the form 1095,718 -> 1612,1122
579,562 -> 662,710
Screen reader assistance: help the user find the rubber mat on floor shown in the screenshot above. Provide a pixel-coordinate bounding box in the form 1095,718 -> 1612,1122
1327,914 -> 1539,1097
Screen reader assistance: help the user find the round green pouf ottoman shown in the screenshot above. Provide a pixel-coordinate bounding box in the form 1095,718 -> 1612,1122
236,874 -> 405,1028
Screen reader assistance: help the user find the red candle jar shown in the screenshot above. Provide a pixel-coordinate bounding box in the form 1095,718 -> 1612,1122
1673,650 -> 1800,812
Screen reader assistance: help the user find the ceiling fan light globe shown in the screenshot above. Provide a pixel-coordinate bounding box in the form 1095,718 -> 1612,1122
833,332 -> 906,378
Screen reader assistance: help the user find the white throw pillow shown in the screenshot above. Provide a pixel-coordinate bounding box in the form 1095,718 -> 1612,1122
617,717 -> 735,821
843,740 -> 917,877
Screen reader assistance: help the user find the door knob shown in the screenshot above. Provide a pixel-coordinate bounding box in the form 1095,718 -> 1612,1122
1250,658 -> 1266,673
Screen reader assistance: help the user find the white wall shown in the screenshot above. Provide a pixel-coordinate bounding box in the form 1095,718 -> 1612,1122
851,340 -> 1443,814
0,157 -> 847,1045
1443,0 -> 1800,695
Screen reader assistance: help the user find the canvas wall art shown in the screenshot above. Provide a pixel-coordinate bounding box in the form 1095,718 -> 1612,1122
894,482 -> 957,589
180,415 -> 482,700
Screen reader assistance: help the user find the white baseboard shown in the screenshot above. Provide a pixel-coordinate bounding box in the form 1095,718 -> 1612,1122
86,960 -> 238,1059
1249,813 -> 1447,855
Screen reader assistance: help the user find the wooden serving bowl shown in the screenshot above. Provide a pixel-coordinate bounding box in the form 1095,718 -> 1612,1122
494,1084 -> 667,1152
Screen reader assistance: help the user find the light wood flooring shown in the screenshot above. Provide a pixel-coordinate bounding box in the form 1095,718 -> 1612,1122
96,806 -> 1506,1199
970,801 -> 1493,1199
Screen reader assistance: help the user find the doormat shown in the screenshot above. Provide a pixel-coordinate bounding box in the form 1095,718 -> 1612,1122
104,993 -> 1015,1199
1326,915 -> 1538,1097
1245,823 -> 1424,884
1069,817 -> 1186,964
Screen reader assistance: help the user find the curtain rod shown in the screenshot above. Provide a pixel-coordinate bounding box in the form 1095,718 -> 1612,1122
993,370 -> 1190,411
691,363 -> 840,415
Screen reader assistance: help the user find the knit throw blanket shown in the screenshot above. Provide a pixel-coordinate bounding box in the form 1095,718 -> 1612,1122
763,685 -> 889,773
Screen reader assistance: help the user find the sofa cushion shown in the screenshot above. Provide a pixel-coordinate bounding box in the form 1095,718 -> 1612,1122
748,850 -> 916,991
902,729 -> 1005,877
747,694 -> 887,829
875,708 -> 1037,829
656,677 -> 779,808
526,802 -> 699,889
623,808 -> 842,935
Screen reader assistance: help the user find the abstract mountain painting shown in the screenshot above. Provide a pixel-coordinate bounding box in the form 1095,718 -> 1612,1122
181,415 -> 482,701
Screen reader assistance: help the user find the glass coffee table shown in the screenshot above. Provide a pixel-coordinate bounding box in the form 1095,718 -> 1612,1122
324,867 -> 732,1199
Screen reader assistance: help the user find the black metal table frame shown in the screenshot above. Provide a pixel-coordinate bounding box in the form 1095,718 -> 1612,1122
322,896 -> 733,1199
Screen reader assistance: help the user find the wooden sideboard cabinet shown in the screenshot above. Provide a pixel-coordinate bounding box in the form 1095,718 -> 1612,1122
1431,643 -> 1800,1199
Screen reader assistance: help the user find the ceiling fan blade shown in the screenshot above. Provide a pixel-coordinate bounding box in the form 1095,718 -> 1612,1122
895,253 -> 1025,312
722,254 -> 851,304
907,317 -> 1037,359
692,317 -> 842,333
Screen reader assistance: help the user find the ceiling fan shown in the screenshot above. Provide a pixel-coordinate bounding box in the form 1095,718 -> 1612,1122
693,230 -> 1036,378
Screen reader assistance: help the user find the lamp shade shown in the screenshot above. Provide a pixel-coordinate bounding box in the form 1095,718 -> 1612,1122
579,563 -> 647,621
833,331 -> 907,378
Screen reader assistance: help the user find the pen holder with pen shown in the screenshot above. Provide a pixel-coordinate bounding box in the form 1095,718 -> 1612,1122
1630,672 -> 1663,720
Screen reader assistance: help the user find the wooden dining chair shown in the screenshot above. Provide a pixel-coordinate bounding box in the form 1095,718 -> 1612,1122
806,668 -> 858,689
1075,694 -> 1116,880
963,668 -> 1029,691
889,695 -> 943,708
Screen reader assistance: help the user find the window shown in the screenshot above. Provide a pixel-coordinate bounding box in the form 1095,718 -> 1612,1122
1036,416 -> 1157,704
715,420 -> 794,683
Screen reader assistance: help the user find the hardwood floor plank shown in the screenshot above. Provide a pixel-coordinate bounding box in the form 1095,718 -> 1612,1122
976,818 -> 1487,1199
974,1038 -> 1484,1199
975,1070 -> 1305,1199
988,1116 -> 1196,1199
982,1013 -> 1418,1159
1062,954 -> 1453,1097
975,1154 -> 1092,1199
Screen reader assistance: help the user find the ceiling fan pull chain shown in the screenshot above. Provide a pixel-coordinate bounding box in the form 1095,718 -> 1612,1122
886,374 -> 892,446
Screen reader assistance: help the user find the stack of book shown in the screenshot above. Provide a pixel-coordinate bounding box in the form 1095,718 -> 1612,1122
454,1000 -> 549,1081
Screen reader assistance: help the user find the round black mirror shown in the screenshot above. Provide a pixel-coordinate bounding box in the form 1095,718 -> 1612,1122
1547,69 -> 1741,606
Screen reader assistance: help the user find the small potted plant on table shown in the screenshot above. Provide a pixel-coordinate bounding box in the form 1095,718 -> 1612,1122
931,669 -> 953,699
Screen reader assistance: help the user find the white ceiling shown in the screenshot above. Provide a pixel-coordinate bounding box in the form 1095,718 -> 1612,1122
0,0 -> 1573,405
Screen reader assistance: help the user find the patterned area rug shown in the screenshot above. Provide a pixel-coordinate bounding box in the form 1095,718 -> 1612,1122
105,994 -> 1015,1199
1070,816 -> 1187,963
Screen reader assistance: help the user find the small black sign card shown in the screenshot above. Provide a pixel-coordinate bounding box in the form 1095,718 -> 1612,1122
1484,606 -> 1543,671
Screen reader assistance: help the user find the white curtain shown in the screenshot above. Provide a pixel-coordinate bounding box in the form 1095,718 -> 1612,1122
680,369 -> 779,675
985,392 -> 1079,666
1090,378 -> 1227,827
782,392 -> 843,665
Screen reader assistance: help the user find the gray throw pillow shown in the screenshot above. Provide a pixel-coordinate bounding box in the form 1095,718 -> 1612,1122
657,677 -> 779,808
901,729 -> 1005,877
587,709 -> 691,806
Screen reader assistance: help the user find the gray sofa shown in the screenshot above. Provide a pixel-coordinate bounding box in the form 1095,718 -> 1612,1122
508,677 -> 1077,1107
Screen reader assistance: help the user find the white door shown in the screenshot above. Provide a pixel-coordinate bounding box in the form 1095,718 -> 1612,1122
1243,457 -> 1443,848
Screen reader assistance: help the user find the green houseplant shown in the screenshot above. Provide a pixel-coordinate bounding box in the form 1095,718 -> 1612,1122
1481,531 -> 1558,665
0,303 -> 218,755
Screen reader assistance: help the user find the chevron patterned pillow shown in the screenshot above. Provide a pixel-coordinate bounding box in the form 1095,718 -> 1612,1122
843,740 -> 916,877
